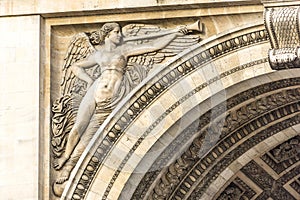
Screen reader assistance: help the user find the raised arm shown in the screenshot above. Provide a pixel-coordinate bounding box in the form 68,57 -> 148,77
123,31 -> 184,57
70,53 -> 98,88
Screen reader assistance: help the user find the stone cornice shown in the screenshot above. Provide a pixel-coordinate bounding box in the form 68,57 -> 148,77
262,0 -> 300,8
0,0 -> 263,18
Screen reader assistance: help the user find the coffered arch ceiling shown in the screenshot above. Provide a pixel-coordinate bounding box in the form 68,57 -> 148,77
61,23 -> 300,200
126,74 -> 300,200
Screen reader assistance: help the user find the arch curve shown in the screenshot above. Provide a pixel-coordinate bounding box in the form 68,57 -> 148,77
60,23 -> 300,200
128,74 -> 300,200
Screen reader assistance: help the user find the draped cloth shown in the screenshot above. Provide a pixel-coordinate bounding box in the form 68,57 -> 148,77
65,72 -> 132,167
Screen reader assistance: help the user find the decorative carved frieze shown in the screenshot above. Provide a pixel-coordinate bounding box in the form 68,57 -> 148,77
261,135 -> 300,174
242,161 -> 296,199
132,78 -> 300,200
217,178 -> 256,200
291,177 -> 300,194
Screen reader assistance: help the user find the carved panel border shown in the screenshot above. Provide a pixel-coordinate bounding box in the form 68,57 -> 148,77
241,160 -> 299,199
216,177 -> 256,200
216,153 -> 300,200
290,176 -> 300,194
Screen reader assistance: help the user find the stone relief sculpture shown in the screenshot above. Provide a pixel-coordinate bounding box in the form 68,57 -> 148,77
265,6 -> 300,69
51,20 -> 203,196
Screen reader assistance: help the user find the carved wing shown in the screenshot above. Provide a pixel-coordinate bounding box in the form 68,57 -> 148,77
52,31 -> 99,159
122,24 -> 161,73
60,32 -> 97,96
122,23 -> 201,74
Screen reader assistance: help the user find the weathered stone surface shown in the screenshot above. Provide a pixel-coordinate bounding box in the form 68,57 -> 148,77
0,15 -> 40,199
2,1 -> 300,200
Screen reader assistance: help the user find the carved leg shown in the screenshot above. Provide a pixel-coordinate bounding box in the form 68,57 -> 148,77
54,83 -> 97,170
53,165 -> 72,197
53,128 -> 80,170
53,111 -> 106,197
53,181 -> 67,197
55,165 -> 73,184
53,141 -> 86,197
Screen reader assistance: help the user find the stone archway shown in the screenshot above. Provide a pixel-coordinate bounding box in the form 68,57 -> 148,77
128,73 -> 300,200
58,21 -> 300,199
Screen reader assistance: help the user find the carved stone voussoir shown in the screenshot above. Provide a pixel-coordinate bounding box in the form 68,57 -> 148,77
132,77 -> 300,200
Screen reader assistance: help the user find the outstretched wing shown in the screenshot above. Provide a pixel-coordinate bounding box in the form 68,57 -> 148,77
122,23 -> 162,38
60,32 -> 97,96
122,23 -> 201,87
123,23 -> 200,71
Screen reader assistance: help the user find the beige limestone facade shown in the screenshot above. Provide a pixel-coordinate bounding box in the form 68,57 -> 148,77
1,0 -> 300,200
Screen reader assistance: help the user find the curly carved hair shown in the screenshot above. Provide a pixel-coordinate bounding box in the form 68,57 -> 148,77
88,22 -> 120,45
99,22 -> 120,43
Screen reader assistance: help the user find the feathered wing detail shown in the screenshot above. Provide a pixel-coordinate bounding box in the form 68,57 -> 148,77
159,35 -> 200,56
52,32 -> 99,160
122,23 -> 162,38
52,23 -> 201,164
122,23 -> 201,86
61,32 -> 97,96
142,35 -> 200,68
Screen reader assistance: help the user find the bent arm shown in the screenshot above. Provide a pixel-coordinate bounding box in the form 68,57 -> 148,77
123,32 -> 180,57
71,53 -> 97,87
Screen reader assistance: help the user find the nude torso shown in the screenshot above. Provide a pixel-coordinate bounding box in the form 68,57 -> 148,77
93,49 -> 127,102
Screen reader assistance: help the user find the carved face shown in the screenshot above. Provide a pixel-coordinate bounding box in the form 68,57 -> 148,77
107,26 -> 122,45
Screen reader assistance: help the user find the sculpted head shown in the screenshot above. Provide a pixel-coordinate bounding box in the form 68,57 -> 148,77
100,22 -> 122,44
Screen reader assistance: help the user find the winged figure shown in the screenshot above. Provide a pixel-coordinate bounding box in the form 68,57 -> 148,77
51,21 -> 202,196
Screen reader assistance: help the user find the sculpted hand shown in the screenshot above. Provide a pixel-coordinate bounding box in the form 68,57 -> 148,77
177,25 -> 189,35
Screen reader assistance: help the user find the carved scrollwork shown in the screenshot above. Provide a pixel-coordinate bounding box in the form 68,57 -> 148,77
217,184 -> 243,200
261,135 -> 300,174
272,138 -> 300,162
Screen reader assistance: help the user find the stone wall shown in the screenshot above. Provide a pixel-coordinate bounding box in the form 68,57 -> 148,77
0,15 -> 40,199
